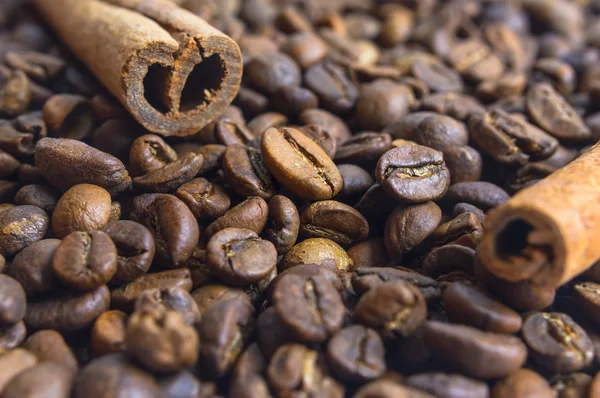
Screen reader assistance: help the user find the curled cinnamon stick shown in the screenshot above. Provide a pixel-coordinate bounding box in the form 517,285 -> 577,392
478,142 -> 600,291
34,0 -> 242,136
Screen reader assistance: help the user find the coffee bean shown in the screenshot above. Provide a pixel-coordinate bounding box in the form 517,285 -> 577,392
230,343 -> 271,398
248,112 -> 288,137
412,59 -> 464,93
354,380 -> 433,398
444,146 -> 483,184
132,152 -> 203,193
90,310 -> 127,357
52,184 -> 112,238
326,325 -> 386,381
14,184 -> 58,213
0,205 -> 48,256
296,124 -> 337,159
272,85 -> 319,117
234,86 -> 270,118
34,138 -> 131,195
444,181 -> 510,210
92,118 -> 142,160
384,202 -> 442,258
193,144 -> 226,174
175,178 -> 230,222
8,239 -> 60,297
411,114 -> 470,152
334,132 -> 392,166
282,32 -> 328,68
159,370 -> 217,398
300,200 -> 369,247
0,321 -> 26,350
0,349 -> 38,393
256,306 -> 293,359
128,134 -> 177,177
263,195 -> 299,255
245,52 -> 301,94
261,127 -> 342,200
405,373 -> 490,398
420,93 -> 484,121
492,369 -> 555,398
267,264 -> 343,304
1,362 -> 74,398
351,267 -> 440,301
25,285 -> 110,332
348,239 -> 390,268
304,62 -> 358,115
355,79 -> 413,131
52,231 -> 117,291
135,287 -> 200,326
336,164 -> 374,203
43,93 -> 95,140
222,144 -> 276,199
0,275 -> 26,326
281,238 -> 353,272
376,145 -> 450,203
0,69 -> 30,116
526,82 -> 591,142
214,117 -> 255,146
424,320 -> 527,379
298,108 -> 351,144
550,373 -> 592,398
190,284 -> 249,319
422,244 -> 475,278
205,196 -> 268,237
448,39 -> 505,82
22,330 -> 78,372
420,212 -> 484,252
273,272 -> 344,343
522,312 -> 594,373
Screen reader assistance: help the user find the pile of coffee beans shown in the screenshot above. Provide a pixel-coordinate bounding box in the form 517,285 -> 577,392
3,0 -> 600,397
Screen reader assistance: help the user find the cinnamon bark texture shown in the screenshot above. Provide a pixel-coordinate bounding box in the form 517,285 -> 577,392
34,0 -> 242,136
478,142 -> 600,291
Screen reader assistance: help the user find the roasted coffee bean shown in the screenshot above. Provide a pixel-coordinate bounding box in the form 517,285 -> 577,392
0,362 -> 74,398
404,114 -> 470,152
263,195 -> 299,254
198,297 -> 255,378
444,282 -> 522,334
298,108 -> 351,144
102,220 -> 155,286
384,202 -> 442,258
444,145 -> 483,184
245,52 -> 301,94
326,325 -> 386,381
190,284 -> 249,318
256,306 -> 293,359
205,196 -> 268,236
0,69 -> 30,116
247,112 -> 288,137
550,373 -> 592,398
444,181 -> 510,210
526,83 -> 591,142
0,274 -> 26,325
336,164 -> 374,203
300,200 -> 368,247
0,121 -> 36,158
22,330 -> 78,372
222,144 -> 276,199
17,164 -> 45,186
137,194 -> 199,268
175,178 -> 230,222
52,184 -> 112,238
304,62 -> 358,115
0,349 -> 38,393
492,369 -> 555,398
111,268 -> 192,312
230,344 -> 271,398
25,285 -> 110,332
405,373 -> 490,398
8,239 -> 60,297
448,39 -> 505,83
282,32 -> 328,69
126,304 -> 199,373
272,85 -> 319,117
424,320 -> 527,379
296,124 -> 337,159
522,312 -> 594,373
71,354 -> 159,398
135,287 -> 200,326
355,280 -> 426,339
376,145 -> 450,203
234,86 -> 270,118
355,79 -> 413,131
267,264 -> 343,303
92,118 -> 143,160
420,212 -> 484,252
159,370 -> 218,398
422,244 -> 475,278
43,93 -> 95,140
273,272 -> 345,343
334,132 -> 392,166
0,205 -> 48,256
411,59 -> 464,93
348,239 -> 390,269
193,144 -> 226,174
14,184 -> 58,214
0,179 -> 18,202
354,183 -> 398,223
0,321 -> 26,350
420,93 -> 484,121
132,152 -> 203,193
351,267 -> 440,301
34,137 -> 131,195
90,310 -> 127,357
261,127 -> 342,200
0,150 -> 19,179
354,380 -> 433,398
53,231 -> 117,291
267,344 -> 344,398
128,134 -> 177,177
281,237 -> 353,272
214,117 -> 255,146
574,282 -> 600,326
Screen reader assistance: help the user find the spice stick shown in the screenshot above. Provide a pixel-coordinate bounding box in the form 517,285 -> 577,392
34,0 -> 242,137
478,142 -> 600,290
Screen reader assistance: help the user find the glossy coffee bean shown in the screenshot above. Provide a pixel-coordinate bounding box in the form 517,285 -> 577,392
128,134 -> 177,177
90,310 -> 127,357
22,330 -> 78,372
376,145 -> 450,203
175,178 -> 231,222
281,238 -> 353,272
384,202 -> 442,258
0,349 -> 38,393
263,195 -> 299,254
334,132 -> 392,167
0,274 -> 26,325
205,196 -> 268,237
296,124 -> 337,159
1,362 -> 74,398
405,373 -> 490,398
0,205 -> 48,256
420,212 -> 484,251
298,108 -> 351,144
272,85 -> 319,118
8,239 -> 60,297
351,267 -> 440,302
222,144 -> 276,199
51,184 -> 112,238
444,146 -> 483,184
132,152 -> 203,193
190,284 -> 249,319
304,62 -> 358,115
14,184 -> 58,214
135,287 -> 201,326
300,200 -> 369,247
347,239 -> 390,269
354,380 -> 433,398
245,52 -> 301,95
444,181 -> 510,210
355,79 -> 413,131
492,369 -> 554,398
0,321 -> 26,350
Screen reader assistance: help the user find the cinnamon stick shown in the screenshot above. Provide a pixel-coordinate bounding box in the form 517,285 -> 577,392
34,0 -> 242,136
478,142 -> 600,292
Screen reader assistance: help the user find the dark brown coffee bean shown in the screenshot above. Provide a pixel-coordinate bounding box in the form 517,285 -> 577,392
0,179 -> 18,202
247,112 -> 288,137
420,212 -> 484,253
424,320 -> 527,379
0,321 -> 26,350
0,349 -> 38,393
35,138 -> 131,195
205,196 -> 268,237
444,181 -> 510,210
347,239 -> 390,269
282,31 -> 328,68
190,283 -> 249,319
43,93 -> 95,140
102,220 -> 155,286
159,370 -> 218,398
0,205 -> 48,256
336,164 -> 373,203
0,274 -> 25,325
448,39 -> 505,83
175,178 -> 230,222
453,203 -> 485,224
355,280 -> 426,339
492,369 -> 554,398
405,373 -> 490,398
193,144 -> 226,174
52,184 -> 112,238
135,287 -> 200,326
573,282 -> 600,327
522,312 -> 594,373
444,146 -> 483,184
281,237 -> 353,272
17,164 -> 45,186
90,310 -> 127,357
128,134 -> 177,177
261,127 -> 342,200
334,132 -> 392,166
267,344 -> 344,398
384,202 -> 442,258
137,194 -> 199,268
411,59 -> 464,93
126,304 -> 199,373
351,267 -> 440,301
14,184 -> 58,214
273,272 -> 344,343
8,239 -> 60,297
444,282 -> 522,334
422,244 -> 475,278
420,93 -> 484,121
245,52 -> 301,94
266,264 -> 343,304
354,380 -> 432,398
0,68 -> 30,116
263,195 -> 299,255
197,297 -> 255,378
25,285 -> 110,332
223,144 -> 276,199
22,330 -> 78,372
354,183 -> 398,223
551,373 -> 592,398
256,306 -> 293,360
295,124 -> 337,159
1,362 -> 74,398
92,118 -> 143,160
326,325 -> 386,381
414,115 -> 471,152
72,354 -> 159,398
355,79 -> 413,131
214,117 -> 255,146
230,344 -> 271,398
300,200 -> 369,247
111,269 -> 192,312
526,82 -> 590,142
305,62 -> 358,115
298,108 -> 351,144
234,86 -> 270,119
132,152 -> 203,193
376,145 -> 450,203
52,231 -> 117,291
0,150 -> 19,178
272,85 -> 319,117
0,121 -> 35,158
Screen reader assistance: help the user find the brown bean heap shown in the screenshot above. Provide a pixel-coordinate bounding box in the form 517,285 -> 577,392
2,1 -> 600,397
